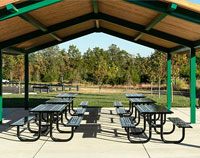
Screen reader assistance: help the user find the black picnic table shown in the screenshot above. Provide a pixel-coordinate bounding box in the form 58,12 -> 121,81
125,93 -> 146,98
56,93 -> 77,111
30,104 -> 67,141
125,93 -> 146,112
126,98 -> 155,117
45,99 -> 73,119
128,104 -> 173,143
56,93 -> 77,98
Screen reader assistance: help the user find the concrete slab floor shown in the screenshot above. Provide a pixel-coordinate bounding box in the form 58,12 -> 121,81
0,107 -> 200,158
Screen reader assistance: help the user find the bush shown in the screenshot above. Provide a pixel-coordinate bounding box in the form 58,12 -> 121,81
174,78 -> 188,90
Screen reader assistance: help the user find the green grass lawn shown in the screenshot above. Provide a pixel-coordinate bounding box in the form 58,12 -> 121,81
2,92 -> 198,108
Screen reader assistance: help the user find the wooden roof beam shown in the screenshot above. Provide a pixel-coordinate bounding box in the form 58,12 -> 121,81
6,4 -> 62,42
134,3 -> 177,41
97,13 -> 192,47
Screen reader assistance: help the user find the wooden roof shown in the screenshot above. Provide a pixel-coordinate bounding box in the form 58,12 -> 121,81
1,0 -> 200,54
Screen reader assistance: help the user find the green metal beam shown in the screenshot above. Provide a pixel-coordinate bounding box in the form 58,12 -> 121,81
25,27 -> 170,54
24,54 -> 29,110
167,53 -> 172,110
100,28 -> 170,52
3,47 -> 26,54
134,3 -> 177,41
0,13 -> 94,49
190,47 -> 196,124
192,40 -> 200,48
0,0 -> 63,21
169,45 -> 187,54
92,0 -> 100,29
124,0 -> 200,25
93,0 -> 98,14
97,13 -> 192,47
0,49 -> 2,124
26,28 -> 97,54
6,4 -> 62,42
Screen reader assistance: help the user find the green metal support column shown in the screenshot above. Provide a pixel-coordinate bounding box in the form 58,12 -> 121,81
25,54 -> 29,110
167,53 -> 171,110
0,49 -> 2,124
190,48 -> 196,123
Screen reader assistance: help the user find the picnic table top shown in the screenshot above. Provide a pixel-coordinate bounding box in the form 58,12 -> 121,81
56,93 -> 78,98
129,98 -> 155,104
46,99 -> 72,104
135,105 -> 173,114
125,93 -> 145,98
30,104 -> 66,113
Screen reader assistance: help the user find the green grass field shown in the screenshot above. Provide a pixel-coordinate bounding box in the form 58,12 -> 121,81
2,92 -> 198,108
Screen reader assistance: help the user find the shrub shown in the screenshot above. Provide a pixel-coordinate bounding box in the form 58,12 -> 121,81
174,78 -> 188,90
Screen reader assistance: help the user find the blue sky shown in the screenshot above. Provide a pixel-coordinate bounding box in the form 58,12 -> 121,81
59,0 -> 200,57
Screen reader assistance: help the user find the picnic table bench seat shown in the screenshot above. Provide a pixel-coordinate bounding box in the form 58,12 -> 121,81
120,117 -> 135,128
73,108 -> 86,116
66,116 -> 83,127
11,116 -> 35,126
168,117 -> 192,128
161,117 -> 192,144
79,101 -> 88,108
10,116 -> 43,142
116,108 -> 129,116
114,101 -> 123,108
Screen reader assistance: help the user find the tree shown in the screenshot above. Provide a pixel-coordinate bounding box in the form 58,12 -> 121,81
67,45 -> 82,83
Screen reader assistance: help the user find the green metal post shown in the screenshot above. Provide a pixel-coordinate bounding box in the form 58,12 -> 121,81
0,49 -> 2,124
25,54 -> 29,110
167,53 -> 172,110
190,48 -> 196,123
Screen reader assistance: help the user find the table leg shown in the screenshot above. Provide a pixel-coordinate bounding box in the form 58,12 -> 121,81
133,109 -> 141,126
131,106 -> 137,121
49,112 -> 75,142
71,98 -> 75,112
68,103 -> 74,116
129,112 -> 146,135
153,114 -> 175,134
127,103 -> 134,116
127,100 -> 131,112
17,113 -> 42,141
56,112 -> 72,133
127,114 -> 152,143
160,114 -> 184,143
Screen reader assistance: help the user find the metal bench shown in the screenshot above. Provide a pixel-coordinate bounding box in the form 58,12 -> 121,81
51,116 -> 83,142
116,108 -> 129,116
114,101 -> 123,108
66,116 -> 83,127
79,101 -> 88,108
168,117 -> 192,128
11,116 -> 34,127
120,117 -> 135,128
10,116 -> 41,141
161,117 -> 192,143
73,108 -> 86,116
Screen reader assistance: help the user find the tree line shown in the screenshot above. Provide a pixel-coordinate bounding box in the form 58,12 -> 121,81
2,44 -> 200,86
